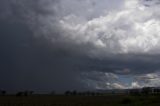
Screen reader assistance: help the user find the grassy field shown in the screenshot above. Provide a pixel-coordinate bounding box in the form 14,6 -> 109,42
0,94 -> 160,106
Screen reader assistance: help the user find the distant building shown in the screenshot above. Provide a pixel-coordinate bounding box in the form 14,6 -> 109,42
97,87 -> 160,95
153,87 -> 160,94
142,87 -> 160,94
130,87 -> 160,95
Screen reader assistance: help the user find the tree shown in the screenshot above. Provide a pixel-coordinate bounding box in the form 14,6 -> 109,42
1,90 -> 6,96
142,87 -> 152,94
72,90 -> 77,96
16,92 -> 23,96
91,92 -> 96,96
86,91 -> 91,96
16,91 -> 34,96
29,91 -> 34,95
65,91 -> 71,96
51,91 -> 55,95
24,91 -> 28,96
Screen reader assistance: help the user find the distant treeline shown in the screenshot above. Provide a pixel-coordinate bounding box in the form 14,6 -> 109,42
64,90 -> 102,96
1,87 -> 160,96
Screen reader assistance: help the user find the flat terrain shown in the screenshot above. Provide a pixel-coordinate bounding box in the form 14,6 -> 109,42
0,94 -> 160,106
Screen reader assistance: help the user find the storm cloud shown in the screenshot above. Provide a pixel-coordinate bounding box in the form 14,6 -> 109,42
0,0 -> 160,92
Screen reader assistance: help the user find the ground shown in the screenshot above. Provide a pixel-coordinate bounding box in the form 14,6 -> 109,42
0,94 -> 160,106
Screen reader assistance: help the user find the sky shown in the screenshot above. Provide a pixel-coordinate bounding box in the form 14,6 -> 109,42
1,0 -> 160,93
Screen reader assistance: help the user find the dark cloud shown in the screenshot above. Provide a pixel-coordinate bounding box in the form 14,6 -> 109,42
0,20 -> 87,93
0,0 -> 160,92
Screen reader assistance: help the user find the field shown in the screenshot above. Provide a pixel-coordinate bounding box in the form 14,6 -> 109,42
0,94 -> 160,106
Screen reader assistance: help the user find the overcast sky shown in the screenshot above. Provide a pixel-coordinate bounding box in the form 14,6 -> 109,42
1,0 -> 160,93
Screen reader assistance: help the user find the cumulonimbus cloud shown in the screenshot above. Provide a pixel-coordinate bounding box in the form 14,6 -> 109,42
5,0 -> 160,57
1,0 -> 160,90
54,0 -> 160,56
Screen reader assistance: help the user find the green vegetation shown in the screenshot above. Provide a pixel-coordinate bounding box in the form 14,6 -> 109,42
0,94 -> 160,106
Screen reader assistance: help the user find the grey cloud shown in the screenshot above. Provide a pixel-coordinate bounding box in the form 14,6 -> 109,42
0,21 -> 86,92
132,72 -> 160,88
1,0 -> 160,92
81,71 -> 123,89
